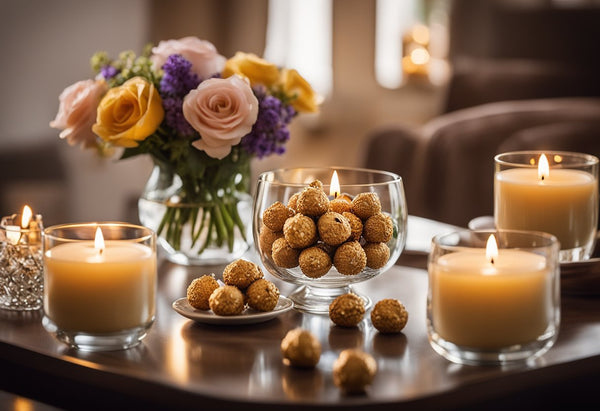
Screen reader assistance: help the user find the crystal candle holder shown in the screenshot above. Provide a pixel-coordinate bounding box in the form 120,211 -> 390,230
42,222 -> 156,351
0,212 -> 44,311
427,229 -> 560,365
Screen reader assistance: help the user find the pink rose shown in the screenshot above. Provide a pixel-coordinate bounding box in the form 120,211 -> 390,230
151,37 -> 226,79
50,79 -> 107,149
183,75 -> 258,159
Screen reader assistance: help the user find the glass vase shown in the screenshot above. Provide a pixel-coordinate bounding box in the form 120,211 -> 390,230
138,157 -> 253,266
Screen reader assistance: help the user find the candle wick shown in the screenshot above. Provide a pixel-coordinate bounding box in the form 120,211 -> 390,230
541,176 -> 545,181
490,257 -> 495,265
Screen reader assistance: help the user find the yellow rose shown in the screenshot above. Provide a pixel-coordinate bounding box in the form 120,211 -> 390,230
281,69 -> 319,113
92,77 -> 164,147
222,52 -> 280,87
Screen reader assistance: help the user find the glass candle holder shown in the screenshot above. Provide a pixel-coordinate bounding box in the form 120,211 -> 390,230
0,212 -> 44,311
42,222 -> 156,351
427,229 -> 560,365
253,167 -> 407,314
495,151 -> 599,262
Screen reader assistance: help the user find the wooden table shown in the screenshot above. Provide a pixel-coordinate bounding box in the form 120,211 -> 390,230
1,217 -> 599,410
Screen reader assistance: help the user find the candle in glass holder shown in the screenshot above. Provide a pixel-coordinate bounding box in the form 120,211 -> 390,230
43,222 -> 156,351
0,205 -> 44,311
495,151 -> 598,261
428,230 -> 560,365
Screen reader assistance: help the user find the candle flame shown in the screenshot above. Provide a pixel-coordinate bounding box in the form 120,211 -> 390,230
486,234 -> 498,264
94,227 -> 105,255
538,154 -> 549,181
21,205 -> 32,228
329,170 -> 341,198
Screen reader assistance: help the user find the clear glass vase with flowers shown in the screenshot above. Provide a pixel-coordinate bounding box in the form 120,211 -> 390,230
50,36 -> 319,265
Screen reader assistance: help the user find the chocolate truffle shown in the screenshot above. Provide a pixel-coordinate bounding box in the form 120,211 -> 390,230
297,184 -> 329,217
333,241 -> 367,275
317,212 -> 352,246
351,192 -> 382,220
209,285 -> 244,316
187,274 -> 219,310
246,278 -> 280,312
263,201 -> 295,232
370,299 -> 408,334
281,328 -> 321,368
329,293 -> 365,327
272,237 -> 300,268
283,214 -> 318,249
329,198 -> 352,214
299,246 -> 332,278
223,259 -> 263,289
364,242 -> 390,269
362,212 -> 394,243
259,224 -> 284,256
287,192 -> 300,212
333,349 -> 377,394
342,211 -> 363,241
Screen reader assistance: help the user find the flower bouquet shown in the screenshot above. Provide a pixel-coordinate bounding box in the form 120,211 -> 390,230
50,36 -> 318,265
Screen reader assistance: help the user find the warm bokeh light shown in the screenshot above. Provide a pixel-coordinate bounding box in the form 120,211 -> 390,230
410,47 -> 430,65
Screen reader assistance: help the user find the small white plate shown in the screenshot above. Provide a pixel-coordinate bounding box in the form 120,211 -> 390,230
172,296 -> 294,325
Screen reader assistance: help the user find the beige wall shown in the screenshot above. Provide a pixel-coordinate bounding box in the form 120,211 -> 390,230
0,0 -> 444,224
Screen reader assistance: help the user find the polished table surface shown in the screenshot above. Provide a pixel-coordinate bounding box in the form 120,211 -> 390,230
1,217 -> 599,410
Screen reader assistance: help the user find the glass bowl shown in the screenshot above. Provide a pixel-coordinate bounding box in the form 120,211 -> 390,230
253,167 -> 407,313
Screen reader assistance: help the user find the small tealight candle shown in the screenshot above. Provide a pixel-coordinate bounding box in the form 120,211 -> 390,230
495,151 -> 599,261
42,222 -> 156,351
428,230 -> 560,365
0,205 -> 44,311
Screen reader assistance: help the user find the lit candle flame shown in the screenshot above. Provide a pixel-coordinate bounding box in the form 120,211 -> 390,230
21,205 -> 32,228
538,154 -> 549,181
94,227 -> 105,255
486,234 -> 498,265
329,170 -> 341,199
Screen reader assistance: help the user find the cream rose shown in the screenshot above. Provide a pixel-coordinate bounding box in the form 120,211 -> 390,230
92,77 -> 164,148
50,79 -> 107,149
183,75 -> 258,159
151,37 -> 226,79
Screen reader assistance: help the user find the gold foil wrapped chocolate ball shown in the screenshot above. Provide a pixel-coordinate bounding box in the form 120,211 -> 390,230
187,274 -> 219,310
329,293 -> 365,327
370,298 -> 408,333
333,349 -> 377,394
281,328 -> 321,368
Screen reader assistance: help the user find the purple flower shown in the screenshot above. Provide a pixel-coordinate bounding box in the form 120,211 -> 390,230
163,96 -> 195,136
160,54 -> 200,97
101,65 -> 119,79
241,93 -> 296,158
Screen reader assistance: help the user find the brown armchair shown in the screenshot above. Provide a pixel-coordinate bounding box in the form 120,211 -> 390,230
364,97 -> 600,227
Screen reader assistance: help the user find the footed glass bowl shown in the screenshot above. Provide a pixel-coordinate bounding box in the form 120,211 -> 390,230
253,167 -> 407,314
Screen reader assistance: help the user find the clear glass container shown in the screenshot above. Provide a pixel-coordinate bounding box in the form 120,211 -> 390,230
42,222 -> 156,351
253,167 -> 407,314
428,229 -> 560,365
495,151 -> 599,262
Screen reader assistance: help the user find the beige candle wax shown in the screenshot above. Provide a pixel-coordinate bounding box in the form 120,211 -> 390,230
495,167 -> 597,250
44,241 -> 156,333
430,248 -> 552,349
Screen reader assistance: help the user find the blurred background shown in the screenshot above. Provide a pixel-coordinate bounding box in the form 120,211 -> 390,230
2,0 -> 599,227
